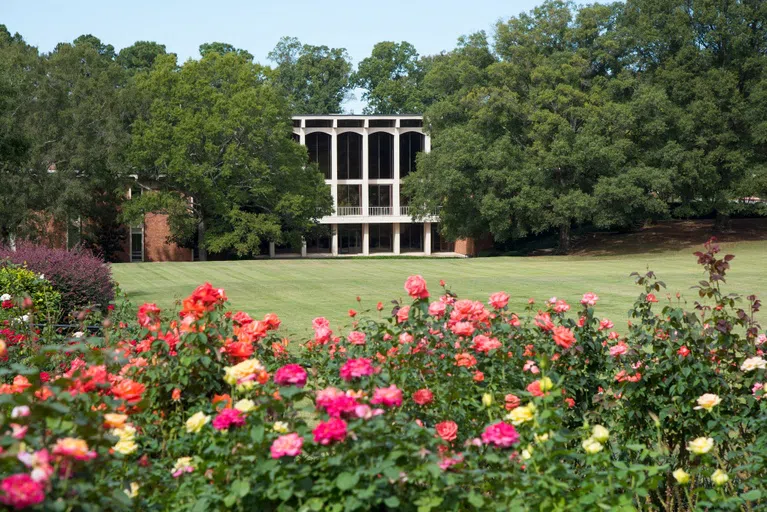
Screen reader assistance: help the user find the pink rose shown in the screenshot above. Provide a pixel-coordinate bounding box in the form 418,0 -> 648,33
274,364 -> 308,387
212,408 -> 246,430
270,433 -> 303,458
339,358 -> 376,381
581,293 -> 599,307
404,275 -> 429,299
0,474 -> 45,509
428,301 -> 447,318
313,418 -> 347,445
481,422 -> 520,448
436,421 -> 458,442
370,385 -> 403,408
347,331 -> 366,346
488,292 -> 510,310
396,305 -> 410,323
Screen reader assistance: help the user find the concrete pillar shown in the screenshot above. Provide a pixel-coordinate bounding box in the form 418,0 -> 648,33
331,225 -> 338,256
331,129 -> 338,215
362,224 -> 370,256
362,128 -> 369,216
393,126 -> 401,216
269,242 -> 276,258
393,223 -> 401,255
424,223 -> 432,255
301,238 -> 307,258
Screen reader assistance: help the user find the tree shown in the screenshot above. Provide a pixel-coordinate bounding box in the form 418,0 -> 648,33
268,36 -> 353,114
405,1 -> 669,252
0,25 -> 40,245
622,0 -> 767,229
198,42 -> 253,60
14,34 -> 131,259
125,52 -> 333,260
117,41 -> 167,73
353,41 -> 431,114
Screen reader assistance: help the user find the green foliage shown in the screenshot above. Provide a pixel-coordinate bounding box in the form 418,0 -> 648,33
268,36 -> 353,114
0,263 -> 61,322
128,51 -> 333,259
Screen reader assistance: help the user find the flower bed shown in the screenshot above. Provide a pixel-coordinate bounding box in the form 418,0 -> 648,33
0,238 -> 765,510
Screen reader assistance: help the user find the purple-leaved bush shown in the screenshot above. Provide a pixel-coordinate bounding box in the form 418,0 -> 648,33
0,243 -> 114,319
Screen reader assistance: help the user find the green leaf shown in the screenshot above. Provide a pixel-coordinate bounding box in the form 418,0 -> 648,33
232,479 -> 250,497
468,492 -> 485,508
384,497 -> 401,508
741,490 -> 762,501
336,471 -> 360,491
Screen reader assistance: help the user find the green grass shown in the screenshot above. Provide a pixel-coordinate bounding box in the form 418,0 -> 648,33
112,239 -> 767,339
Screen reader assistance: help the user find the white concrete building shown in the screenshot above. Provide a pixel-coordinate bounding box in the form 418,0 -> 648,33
274,114 -> 458,257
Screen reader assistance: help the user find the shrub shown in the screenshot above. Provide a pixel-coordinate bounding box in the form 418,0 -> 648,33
0,239 -> 765,510
0,243 -> 114,319
0,263 -> 61,322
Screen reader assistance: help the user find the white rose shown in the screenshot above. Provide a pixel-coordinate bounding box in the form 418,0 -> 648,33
741,356 -> 767,372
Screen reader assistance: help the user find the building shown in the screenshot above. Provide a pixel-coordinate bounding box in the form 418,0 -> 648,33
47,114 -> 478,262
288,114 -> 473,257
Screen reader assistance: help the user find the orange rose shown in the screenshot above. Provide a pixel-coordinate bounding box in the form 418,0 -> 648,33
111,379 -> 146,404
436,421 -> 458,442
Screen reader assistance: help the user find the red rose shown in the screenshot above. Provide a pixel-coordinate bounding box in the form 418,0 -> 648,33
412,389 -> 434,406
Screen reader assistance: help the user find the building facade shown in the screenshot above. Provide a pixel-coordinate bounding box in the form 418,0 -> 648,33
288,114 -> 468,257
50,114 -> 475,262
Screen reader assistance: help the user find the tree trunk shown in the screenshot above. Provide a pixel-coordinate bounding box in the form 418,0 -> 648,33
558,224 -> 571,254
714,211 -> 732,233
197,218 -> 208,262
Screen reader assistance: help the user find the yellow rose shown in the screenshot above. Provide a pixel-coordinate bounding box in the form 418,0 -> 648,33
533,432 -> 550,443
104,413 -> 128,429
506,404 -> 535,425
112,425 -> 138,455
582,437 -> 603,454
673,469 -> 690,485
234,399 -> 256,413
711,469 -> 729,486
694,393 -> 721,411
185,411 -> 210,434
172,456 -> 195,473
224,358 -> 265,387
125,482 -> 140,498
591,425 -> 609,443
687,437 -> 714,455
539,377 -> 553,392
482,393 -> 493,408
273,421 -> 289,433
521,445 -> 533,460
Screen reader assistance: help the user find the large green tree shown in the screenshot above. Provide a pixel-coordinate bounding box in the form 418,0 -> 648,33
405,1 -> 671,252
20,34 -> 132,259
353,41 -> 432,114
124,50 -> 333,260
268,36 -> 353,114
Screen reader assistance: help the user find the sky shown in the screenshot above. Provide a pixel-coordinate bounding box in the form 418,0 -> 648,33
2,0 -> 542,112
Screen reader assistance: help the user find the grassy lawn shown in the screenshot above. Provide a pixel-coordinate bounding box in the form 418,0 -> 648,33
112,238 -> 767,340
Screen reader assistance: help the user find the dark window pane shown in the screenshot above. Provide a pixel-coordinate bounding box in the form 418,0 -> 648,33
292,119 -> 302,127
431,224 -> 455,253
305,119 -> 333,128
338,224 -> 362,254
337,119 -> 364,127
400,119 -> 423,127
399,132 -> 424,177
369,119 -> 395,128
368,185 -> 391,208
338,132 -> 362,179
291,132 -> 300,143
306,132 -> 331,179
369,132 -> 393,179
370,223 -> 393,253
338,185 -> 360,207
400,223 -> 423,252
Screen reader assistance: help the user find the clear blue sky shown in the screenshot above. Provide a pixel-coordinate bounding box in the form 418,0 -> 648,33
2,0 -> 541,112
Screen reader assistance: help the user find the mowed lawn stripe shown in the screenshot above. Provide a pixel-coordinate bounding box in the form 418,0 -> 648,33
112,240 -> 767,339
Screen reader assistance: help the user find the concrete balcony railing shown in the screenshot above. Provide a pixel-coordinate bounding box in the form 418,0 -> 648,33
368,206 -> 393,216
337,206 -> 363,216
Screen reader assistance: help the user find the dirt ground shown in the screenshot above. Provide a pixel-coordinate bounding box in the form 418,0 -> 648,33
568,218 -> 767,256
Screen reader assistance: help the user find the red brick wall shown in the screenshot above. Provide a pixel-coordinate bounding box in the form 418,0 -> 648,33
143,213 -> 192,262
454,236 -> 493,257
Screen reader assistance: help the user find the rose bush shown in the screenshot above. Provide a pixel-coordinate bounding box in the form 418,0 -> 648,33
0,238 -> 765,510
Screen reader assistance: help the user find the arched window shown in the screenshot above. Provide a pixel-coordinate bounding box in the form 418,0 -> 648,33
368,132 -> 393,179
338,132 -> 362,179
306,132 -> 331,179
399,132 -> 424,177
